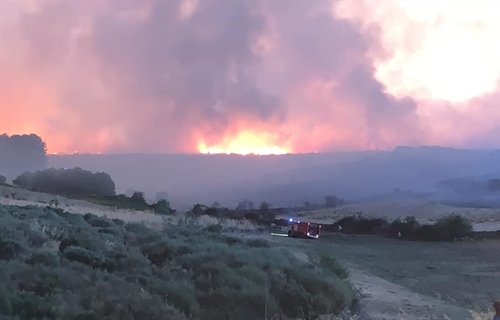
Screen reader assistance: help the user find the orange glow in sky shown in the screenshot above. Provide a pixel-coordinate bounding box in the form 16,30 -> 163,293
4,1 -> 500,154
197,130 -> 291,155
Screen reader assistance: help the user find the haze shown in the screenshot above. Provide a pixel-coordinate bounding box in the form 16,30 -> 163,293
2,1 -> 500,209
47,147 -> 500,211
2,0 -> 500,154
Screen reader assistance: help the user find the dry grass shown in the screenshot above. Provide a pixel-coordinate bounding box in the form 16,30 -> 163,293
279,198 -> 500,232
4,185 -> 496,319
0,185 -> 257,231
308,310 -> 495,320
469,310 -> 495,320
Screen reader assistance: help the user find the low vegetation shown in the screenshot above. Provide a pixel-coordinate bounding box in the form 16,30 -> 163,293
331,214 -> 473,241
0,204 -> 355,319
12,168 -> 175,215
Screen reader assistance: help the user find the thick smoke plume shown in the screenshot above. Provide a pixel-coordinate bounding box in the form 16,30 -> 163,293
1,1 -> 499,153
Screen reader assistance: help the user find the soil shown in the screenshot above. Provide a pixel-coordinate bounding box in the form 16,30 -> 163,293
271,233 -> 499,320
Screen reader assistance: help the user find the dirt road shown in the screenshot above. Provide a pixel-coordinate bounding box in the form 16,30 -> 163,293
272,233 -> 499,319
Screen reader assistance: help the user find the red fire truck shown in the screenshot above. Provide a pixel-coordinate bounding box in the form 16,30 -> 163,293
287,218 -> 321,239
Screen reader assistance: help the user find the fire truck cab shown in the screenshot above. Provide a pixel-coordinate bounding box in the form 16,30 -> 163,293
287,218 -> 321,239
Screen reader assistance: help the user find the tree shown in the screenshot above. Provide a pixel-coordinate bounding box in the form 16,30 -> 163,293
259,201 -> 276,220
0,133 -> 48,177
192,204 -> 206,216
0,174 -> 6,185
236,200 -> 254,211
325,195 -> 344,208
13,167 -> 116,197
152,199 -> 172,215
259,201 -> 270,213
131,191 -> 146,203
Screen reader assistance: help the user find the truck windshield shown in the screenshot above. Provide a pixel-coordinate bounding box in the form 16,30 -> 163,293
309,224 -> 319,233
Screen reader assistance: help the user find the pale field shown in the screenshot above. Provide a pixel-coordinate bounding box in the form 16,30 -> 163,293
278,198 -> 500,232
0,185 -> 256,231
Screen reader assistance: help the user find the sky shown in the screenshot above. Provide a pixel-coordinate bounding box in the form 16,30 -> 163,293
1,0 -> 500,155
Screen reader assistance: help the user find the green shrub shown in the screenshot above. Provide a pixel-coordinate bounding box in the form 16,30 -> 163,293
0,204 -> 354,319
0,239 -> 24,261
388,216 -> 420,239
223,236 -> 244,246
25,249 -> 59,267
206,224 -> 223,233
246,238 -> 271,248
335,215 -> 388,234
414,214 -> 473,241
318,254 -> 349,279
61,246 -> 113,271
333,213 -> 473,242
414,224 -> 441,241
83,213 -> 113,228
151,199 -> 172,215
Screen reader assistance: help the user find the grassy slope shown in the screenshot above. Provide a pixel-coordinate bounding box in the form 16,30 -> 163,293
0,204 -> 355,320
285,196 -> 500,228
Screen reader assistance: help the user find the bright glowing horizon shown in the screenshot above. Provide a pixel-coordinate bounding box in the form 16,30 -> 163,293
3,0 -> 500,154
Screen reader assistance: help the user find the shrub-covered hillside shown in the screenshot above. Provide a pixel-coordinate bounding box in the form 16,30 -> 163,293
0,204 -> 354,320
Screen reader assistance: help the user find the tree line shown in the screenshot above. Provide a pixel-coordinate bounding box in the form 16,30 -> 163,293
0,133 -> 47,178
14,167 -> 116,197
11,167 -> 173,215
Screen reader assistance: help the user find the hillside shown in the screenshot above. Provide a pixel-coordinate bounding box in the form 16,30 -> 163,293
2,183 -> 500,319
278,193 -> 500,232
45,147 -> 500,208
0,187 -> 355,319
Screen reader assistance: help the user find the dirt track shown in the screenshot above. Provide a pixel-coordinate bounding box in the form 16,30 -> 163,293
272,233 -> 499,320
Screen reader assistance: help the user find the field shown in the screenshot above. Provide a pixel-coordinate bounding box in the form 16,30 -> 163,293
1,184 -> 499,319
271,233 -> 498,319
281,196 -> 500,232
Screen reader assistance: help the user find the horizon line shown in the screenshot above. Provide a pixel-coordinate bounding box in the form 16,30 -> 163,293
47,145 -> 500,156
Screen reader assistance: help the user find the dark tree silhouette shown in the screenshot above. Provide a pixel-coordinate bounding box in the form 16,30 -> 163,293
235,200 -> 254,211
0,174 -> 6,185
192,203 -> 206,216
0,133 -> 48,177
131,191 -> 146,202
325,195 -> 344,208
13,167 -> 116,197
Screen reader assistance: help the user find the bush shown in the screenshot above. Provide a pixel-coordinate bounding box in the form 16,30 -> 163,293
318,254 -> 349,279
334,215 -> 388,235
151,199 -> 173,215
433,214 -> 472,241
331,213 -> 473,242
387,216 -> 420,239
413,224 -> 440,241
0,203 -> 355,319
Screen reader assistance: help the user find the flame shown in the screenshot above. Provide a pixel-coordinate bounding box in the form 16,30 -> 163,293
197,130 -> 290,155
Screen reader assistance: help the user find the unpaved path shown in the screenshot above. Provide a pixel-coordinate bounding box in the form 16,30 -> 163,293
269,234 -> 499,320
346,264 -> 471,320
